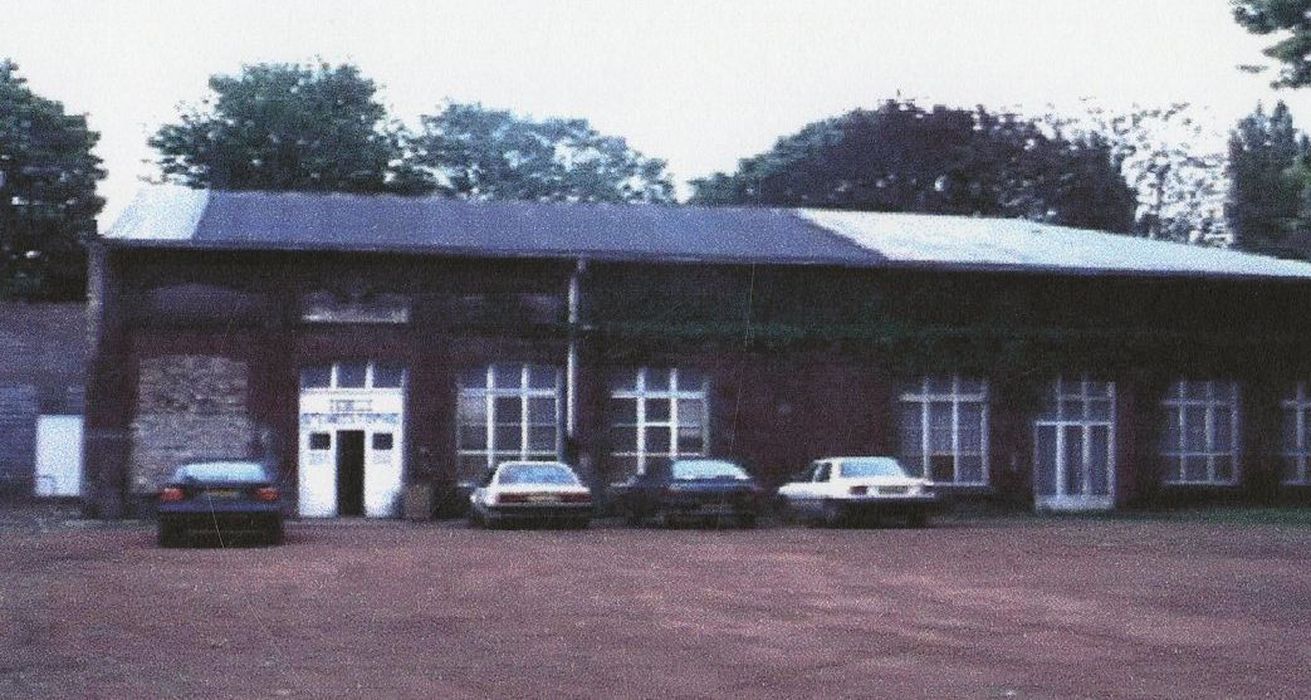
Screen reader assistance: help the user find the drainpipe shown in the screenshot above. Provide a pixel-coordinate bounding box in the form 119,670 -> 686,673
566,258 -> 586,438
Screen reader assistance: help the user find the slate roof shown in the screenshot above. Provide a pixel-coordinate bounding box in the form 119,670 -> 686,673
103,185 -> 1311,280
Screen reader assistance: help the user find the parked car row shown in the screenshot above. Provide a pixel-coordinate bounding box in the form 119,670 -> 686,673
465,455 -> 944,531
154,456 -> 946,547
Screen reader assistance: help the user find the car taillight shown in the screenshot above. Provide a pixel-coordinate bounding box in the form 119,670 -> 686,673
498,493 -> 529,504
849,485 -> 868,496
560,493 -> 591,503
159,487 -> 185,503
254,487 -> 280,502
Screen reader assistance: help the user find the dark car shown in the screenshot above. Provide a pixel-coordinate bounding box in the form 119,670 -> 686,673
156,461 -> 284,547
618,458 -> 764,528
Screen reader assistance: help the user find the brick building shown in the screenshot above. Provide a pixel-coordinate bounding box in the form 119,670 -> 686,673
85,185 -> 1311,517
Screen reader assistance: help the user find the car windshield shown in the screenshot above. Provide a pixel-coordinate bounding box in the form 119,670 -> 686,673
838,458 -> 907,478
173,461 -> 270,483
498,463 -> 579,485
671,460 -> 747,480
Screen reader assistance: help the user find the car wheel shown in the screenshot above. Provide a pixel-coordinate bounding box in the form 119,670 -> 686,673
624,509 -> 642,527
737,513 -> 757,529
655,509 -> 674,529
157,520 -> 184,548
569,517 -> 590,530
267,521 -> 285,546
907,512 -> 928,529
822,501 -> 845,528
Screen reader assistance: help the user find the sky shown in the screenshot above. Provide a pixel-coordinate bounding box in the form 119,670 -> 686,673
3,0 -> 1309,227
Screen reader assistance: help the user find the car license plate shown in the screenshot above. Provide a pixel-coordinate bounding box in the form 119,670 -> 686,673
526,494 -> 559,503
880,486 -> 909,496
205,489 -> 241,499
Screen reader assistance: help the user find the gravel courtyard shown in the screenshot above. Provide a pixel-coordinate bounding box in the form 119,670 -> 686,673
2,516 -> 1309,698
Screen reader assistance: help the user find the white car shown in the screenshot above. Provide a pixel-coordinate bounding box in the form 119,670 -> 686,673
777,456 -> 941,527
468,461 -> 593,529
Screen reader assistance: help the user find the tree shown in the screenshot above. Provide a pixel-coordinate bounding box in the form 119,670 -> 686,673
1227,101 -> 1308,254
1233,0 -> 1311,88
690,100 -> 1136,233
150,61 -> 428,194
407,103 -> 674,203
1041,102 -> 1229,244
0,59 -> 105,299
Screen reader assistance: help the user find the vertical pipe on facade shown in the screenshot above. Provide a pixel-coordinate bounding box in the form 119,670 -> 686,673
566,259 -> 585,438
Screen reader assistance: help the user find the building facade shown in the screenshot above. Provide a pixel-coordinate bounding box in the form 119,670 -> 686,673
0,302 -> 86,499
84,186 -> 1311,517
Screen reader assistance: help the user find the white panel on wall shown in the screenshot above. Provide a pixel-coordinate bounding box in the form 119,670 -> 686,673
34,415 -> 83,497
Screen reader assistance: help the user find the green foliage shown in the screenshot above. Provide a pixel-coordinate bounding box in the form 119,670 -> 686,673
1233,0 -> 1311,88
0,59 -> 104,300
150,61 -> 429,194
408,103 -> 674,203
1226,101 -> 1308,255
1043,102 -> 1228,243
690,100 -> 1137,233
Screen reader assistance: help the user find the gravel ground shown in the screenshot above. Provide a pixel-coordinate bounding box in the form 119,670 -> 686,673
2,516 -> 1309,698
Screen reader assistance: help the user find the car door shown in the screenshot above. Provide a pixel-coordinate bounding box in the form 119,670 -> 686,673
471,468 -> 496,513
626,467 -> 660,516
807,461 -> 834,515
784,461 -> 828,517
778,462 -> 815,509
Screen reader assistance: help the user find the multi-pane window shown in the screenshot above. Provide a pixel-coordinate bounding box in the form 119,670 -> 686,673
1161,380 -> 1239,485
455,363 -> 561,484
898,376 -> 988,484
299,361 -> 406,390
609,368 -> 709,480
1034,377 -> 1115,502
1039,377 -> 1115,423
1282,383 -> 1311,485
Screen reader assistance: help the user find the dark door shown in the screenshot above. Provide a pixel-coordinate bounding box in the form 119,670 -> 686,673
336,430 -> 365,517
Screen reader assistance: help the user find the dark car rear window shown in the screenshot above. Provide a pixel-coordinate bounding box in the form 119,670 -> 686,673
172,462 -> 271,483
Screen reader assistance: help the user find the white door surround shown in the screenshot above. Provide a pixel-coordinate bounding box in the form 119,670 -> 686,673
297,363 -> 405,518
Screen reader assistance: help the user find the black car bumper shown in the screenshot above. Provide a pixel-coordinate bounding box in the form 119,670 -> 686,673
658,494 -> 761,520
158,508 -> 282,534
480,504 -> 592,523
829,495 -> 944,517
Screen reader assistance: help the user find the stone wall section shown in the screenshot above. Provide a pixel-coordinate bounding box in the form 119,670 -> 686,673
129,355 -> 254,492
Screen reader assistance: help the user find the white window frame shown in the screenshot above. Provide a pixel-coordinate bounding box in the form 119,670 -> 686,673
610,368 -> 709,475
899,375 -> 989,485
1161,380 -> 1240,486
1282,382 -> 1311,485
1033,376 -> 1117,510
456,364 -> 562,475
299,361 -> 406,391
